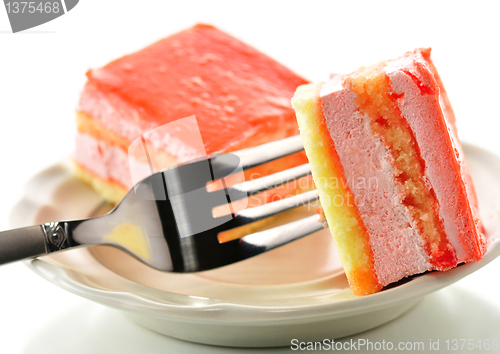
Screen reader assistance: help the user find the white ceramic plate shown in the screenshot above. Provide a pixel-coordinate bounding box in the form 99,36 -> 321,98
9,143 -> 500,347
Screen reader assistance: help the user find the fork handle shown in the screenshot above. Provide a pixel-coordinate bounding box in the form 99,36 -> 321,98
0,222 -> 74,265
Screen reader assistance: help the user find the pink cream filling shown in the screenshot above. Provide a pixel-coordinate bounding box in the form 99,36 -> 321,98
78,87 -> 209,164
385,59 -> 473,262
75,124 -> 208,192
320,79 -> 431,286
75,132 -> 137,190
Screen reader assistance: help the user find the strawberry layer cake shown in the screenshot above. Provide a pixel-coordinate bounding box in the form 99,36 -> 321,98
75,24 -> 309,204
292,49 -> 486,296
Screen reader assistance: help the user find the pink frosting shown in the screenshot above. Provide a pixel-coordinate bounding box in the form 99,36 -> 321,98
320,80 -> 431,286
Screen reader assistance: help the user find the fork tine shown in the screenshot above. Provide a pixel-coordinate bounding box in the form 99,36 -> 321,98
189,214 -> 327,272
233,214 -> 327,262
226,163 -> 311,202
222,189 -> 319,231
231,135 -> 304,170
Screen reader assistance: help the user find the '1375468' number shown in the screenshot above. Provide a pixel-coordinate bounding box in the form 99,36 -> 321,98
5,2 -> 60,14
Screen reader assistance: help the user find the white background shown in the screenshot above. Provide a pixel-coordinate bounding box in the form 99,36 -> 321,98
1,1 -> 500,353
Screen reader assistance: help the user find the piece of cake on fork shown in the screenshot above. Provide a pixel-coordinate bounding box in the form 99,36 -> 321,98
75,24 -> 309,205
292,48 -> 486,296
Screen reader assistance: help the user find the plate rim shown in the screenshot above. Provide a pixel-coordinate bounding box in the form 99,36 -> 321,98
24,241 -> 500,324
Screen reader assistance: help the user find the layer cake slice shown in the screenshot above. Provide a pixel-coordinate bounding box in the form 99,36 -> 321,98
75,24 -> 309,204
292,48 -> 486,296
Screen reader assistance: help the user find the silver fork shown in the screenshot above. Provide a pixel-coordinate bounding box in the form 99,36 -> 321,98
0,135 -> 327,272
